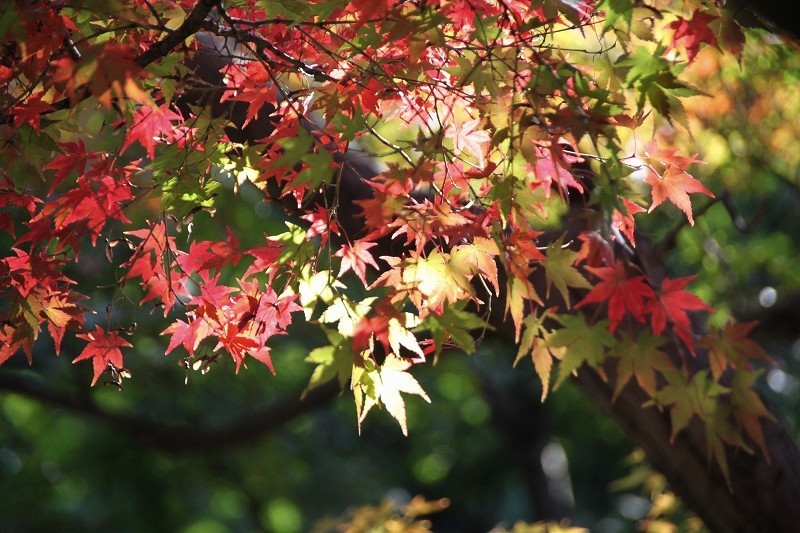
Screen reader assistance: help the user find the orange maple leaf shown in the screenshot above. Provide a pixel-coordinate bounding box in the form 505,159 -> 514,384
644,165 -> 713,225
700,321 -> 772,380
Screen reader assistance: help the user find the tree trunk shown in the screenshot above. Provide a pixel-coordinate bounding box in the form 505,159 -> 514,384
579,368 -> 800,532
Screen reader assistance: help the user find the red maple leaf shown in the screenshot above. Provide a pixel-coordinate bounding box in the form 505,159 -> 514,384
51,43 -> 149,108
644,165 -> 713,225
352,298 -> 400,357
649,276 -> 713,352
12,93 -> 54,133
41,290 -> 88,355
122,105 -> 182,159
177,229 -> 241,274
359,78 -> 386,115
74,326 -> 131,386
667,9 -> 719,62
576,231 -> 615,268
0,322 -> 34,365
57,172 -> 134,243
163,318 -> 204,358
576,261 -> 654,331
234,280 -> 300,336
0,190 -> 41,237
445,0 -> 478,28
91,44 -> 150,108
335,240 -> 380,285
124,221 -> 189,313
0,66 -> 13,85
300,204 -> 340,244
612,198 -> 646,247
189,273 -> 235,314
3,248 -> 71,298
42,140 -> 94,194
350,0 -> 389,28
354,177 -> 413,237
214,322 -> 269,373
219,62 -> 276,127
242,242 -> 283,280
529,145 -> 584,198
22,155 -> 134,253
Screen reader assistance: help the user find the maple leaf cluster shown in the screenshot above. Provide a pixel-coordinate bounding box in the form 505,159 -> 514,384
0,249 -> 86,364
0,0 -> 773,458
640,140 -> 713,225
577,262 -> 713,348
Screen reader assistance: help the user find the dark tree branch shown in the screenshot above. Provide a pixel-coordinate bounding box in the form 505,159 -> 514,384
0,371 -> 341,453
728,0 -> 800,42
207,6 -> 337,82
135,0 -> 220,68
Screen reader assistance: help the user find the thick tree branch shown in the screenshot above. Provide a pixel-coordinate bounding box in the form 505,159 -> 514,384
578,366 -> 800,533
728,0 -> 800,41
135,0 -> 220,68
0,370 -> 341,452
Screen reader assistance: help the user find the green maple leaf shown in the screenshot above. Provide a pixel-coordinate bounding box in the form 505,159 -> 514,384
651,370 -> 728,441
704,398 -> 748,488
730,369 -> 776,461
616,47 -> 695,124
425,301 -> 492,359
267,130 -> 314,174
648,366 -> 750,487
598,0 -> 635,32
272,222 -> 315,266
612,331 -> 674,400
543,238 -> 591,307
548,314 -> 616,390
617,48 -> 671,86
304,333 -> 354,394
515,309 -> 557,400
650,370 -> 696,442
